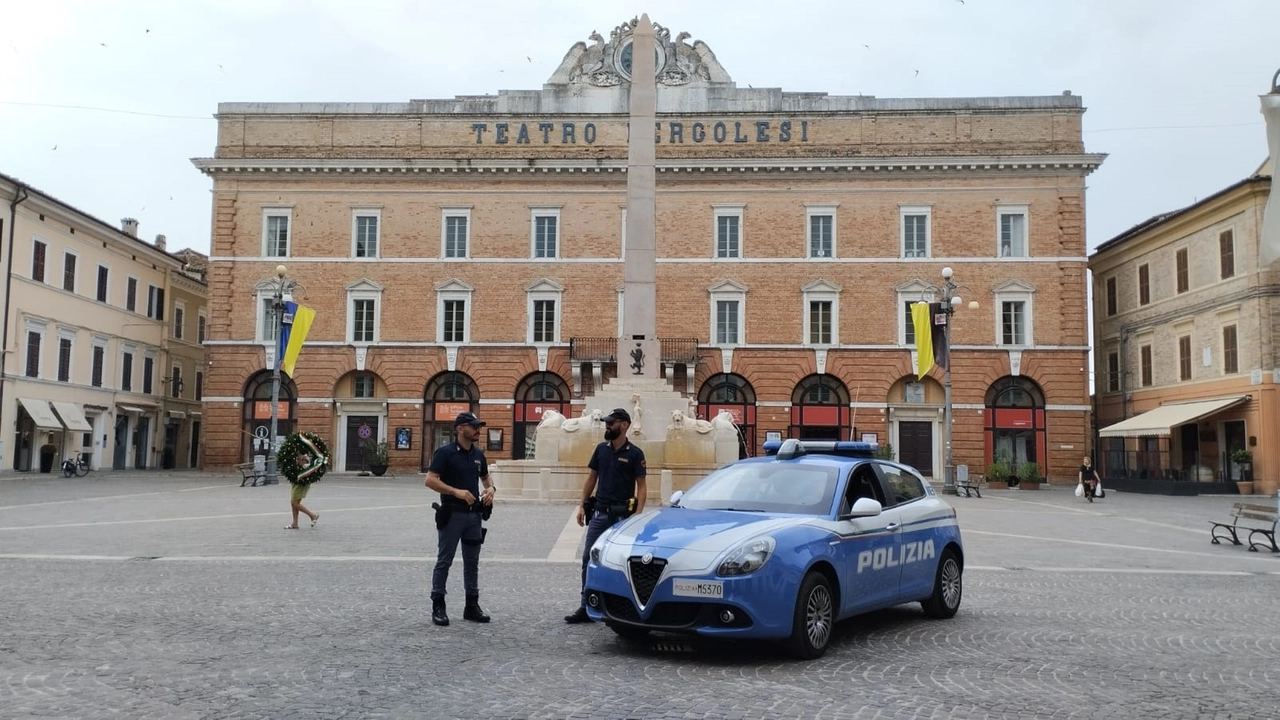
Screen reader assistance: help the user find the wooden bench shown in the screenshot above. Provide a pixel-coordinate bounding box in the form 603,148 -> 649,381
954,481 -> 982,498
1210,502 -> 1279,553
236,462 -> 266,487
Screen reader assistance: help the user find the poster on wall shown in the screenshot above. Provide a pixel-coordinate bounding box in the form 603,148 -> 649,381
395,427 -> 412,450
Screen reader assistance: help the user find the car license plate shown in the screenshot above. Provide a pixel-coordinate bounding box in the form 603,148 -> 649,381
672,579 -> 724,599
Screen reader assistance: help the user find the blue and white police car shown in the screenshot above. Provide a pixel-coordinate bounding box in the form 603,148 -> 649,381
582,439 -> 964,658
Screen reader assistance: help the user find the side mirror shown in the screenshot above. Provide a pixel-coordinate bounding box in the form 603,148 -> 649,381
840,497 -> 882,519
669,490 -> 684,506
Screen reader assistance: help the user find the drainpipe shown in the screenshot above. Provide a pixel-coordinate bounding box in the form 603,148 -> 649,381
2,183 -> 31,466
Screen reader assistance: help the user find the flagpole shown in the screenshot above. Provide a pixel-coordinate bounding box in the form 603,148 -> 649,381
940,267 -> 959,497
266,264 -> 287,486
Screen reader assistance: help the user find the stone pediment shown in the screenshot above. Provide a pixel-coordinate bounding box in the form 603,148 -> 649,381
525,278 -> 565,293
434,278 -> 473,293
708,279 -> 748,294
801,279 -> 842,294
547,18 -> 733,88
992,279 -> 1037,293
346,278 -> 383,292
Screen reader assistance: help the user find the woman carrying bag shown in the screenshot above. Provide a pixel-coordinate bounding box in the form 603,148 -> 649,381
1078,456 -> 1100,502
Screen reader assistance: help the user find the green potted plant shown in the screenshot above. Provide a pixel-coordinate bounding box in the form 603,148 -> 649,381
874,443 -> 894,461
985,458 -> 1009,490
369,441 -> 390,477
1017,461 -> 1042,490
1231,448 -> 1254,493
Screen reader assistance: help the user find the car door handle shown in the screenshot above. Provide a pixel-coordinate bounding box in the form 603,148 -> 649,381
883,523 -> 899,532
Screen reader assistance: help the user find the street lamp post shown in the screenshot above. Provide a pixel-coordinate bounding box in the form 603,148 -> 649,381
937,267 -> 978,497
265,264 -> 287,486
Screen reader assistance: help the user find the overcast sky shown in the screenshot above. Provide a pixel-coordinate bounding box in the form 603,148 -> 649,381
1,0 -> 1276,257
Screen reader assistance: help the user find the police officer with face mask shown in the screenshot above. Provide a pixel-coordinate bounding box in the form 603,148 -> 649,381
564,408 -> 647,623
424,412 -> 495,626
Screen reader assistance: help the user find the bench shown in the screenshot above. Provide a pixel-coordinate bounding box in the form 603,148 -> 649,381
1210,502 -> 1279,553
954,481 -> 982,498
236,462 -> 266,487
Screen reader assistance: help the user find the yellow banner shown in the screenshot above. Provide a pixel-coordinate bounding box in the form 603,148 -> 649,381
280,305 -> 315,377
912,302 -> 933,378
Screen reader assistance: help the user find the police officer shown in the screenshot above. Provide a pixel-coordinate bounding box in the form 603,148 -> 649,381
564,408 -> 647,623
424,412 -> 495,626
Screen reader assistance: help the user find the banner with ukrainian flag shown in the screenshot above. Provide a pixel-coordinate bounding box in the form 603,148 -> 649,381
277,301 -> 316,377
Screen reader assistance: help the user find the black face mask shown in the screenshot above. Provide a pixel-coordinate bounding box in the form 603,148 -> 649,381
604,427 -> 621,441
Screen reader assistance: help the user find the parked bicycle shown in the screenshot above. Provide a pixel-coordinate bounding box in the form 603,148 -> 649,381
61,452 -> 91,478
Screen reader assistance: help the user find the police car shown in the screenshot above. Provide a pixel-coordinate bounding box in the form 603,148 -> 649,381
582,439 -> 964,658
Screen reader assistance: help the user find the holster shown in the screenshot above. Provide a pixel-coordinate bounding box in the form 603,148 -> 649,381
604,496 -> 638,521
431,502 -> 453,531
471,501 -> 493,521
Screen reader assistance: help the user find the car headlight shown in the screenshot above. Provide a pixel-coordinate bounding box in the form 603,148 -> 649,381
717,536 -> 776,576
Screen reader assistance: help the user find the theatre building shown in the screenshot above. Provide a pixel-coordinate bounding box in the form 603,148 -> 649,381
194,19 -> 1101,482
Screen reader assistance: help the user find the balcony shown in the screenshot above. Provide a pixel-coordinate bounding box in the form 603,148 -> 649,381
570,337 -> 701,366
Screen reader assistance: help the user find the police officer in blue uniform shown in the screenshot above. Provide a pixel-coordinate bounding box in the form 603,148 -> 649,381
425,412 -> 495,626
564,408 -> 647,623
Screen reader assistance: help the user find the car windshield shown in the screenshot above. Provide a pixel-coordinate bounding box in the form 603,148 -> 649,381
678,461 -> 839,515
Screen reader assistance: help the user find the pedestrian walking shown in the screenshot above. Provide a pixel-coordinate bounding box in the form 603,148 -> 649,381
564,408 -> 647,624
1079,456 -> 1099,502
285,480 -> 319,529
424,412 -> 495,626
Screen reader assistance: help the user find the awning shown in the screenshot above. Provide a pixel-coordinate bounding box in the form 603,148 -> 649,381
117,405 -> 145,415
1099,396 -> 1249,438
51,402 -> 93,432
18,398 -> 65,431
168,410 -> 186,420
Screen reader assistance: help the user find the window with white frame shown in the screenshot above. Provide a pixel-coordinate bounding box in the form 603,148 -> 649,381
352,209 -> 380,258
442,208 -> 471,259
709,281 -> 747,346
24,320 -> 46,378
900,205 -> 931,258
57,328 -> 74,383
263,209 -> 291,257
526,279 -> 564,344
346,280 -> 383,344
143,354 -> 155,394
531,209 -> 560,259
173,301 -> 185,340
802,280 -> 841,346
255,284 -> 293,343
806,203 -> 837,258
147,285 -> 164,320
126,277 -> 138,312
63,251 -> 78,292
171,364 -> 183,398
31,239 -> 47,282
994,281 -> 1035,347
96,264 -> 109,303
997,205 -> 1029,258
197,313 -> 207,344
91,337 -> 108,388
194,371 -> 203,400
713,205 -> 743,259
353,372 -> 375,398
435,280 -> 473,344
121,345 -> 135,391
896,280 -> 936,346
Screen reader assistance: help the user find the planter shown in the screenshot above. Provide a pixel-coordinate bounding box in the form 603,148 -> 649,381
370,464 -> 388,477
986,480 -> 1008,490
1020,481 -> 1041,491
1236,481 -> 1255,495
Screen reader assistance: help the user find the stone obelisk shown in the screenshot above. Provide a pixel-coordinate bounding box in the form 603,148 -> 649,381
622,15 -> 660,379
1259,72 -> 1280,267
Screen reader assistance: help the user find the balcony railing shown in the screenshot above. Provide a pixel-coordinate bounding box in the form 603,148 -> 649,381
569,337 -> 701,365
660,338 -> 700,365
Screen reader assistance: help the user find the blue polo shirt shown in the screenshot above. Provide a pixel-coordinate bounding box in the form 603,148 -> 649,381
588,440 -> 647,505
428,441 -> 488,504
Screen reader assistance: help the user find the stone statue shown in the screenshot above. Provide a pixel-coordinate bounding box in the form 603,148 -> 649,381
537,409 -> 565,430
628,393 -> 644,438
561,408 -> 602,433
668,410 -> 687,431
711,410 -> 737,433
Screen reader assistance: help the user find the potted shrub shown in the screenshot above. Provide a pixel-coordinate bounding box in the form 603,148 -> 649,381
985,459 -> 1009,490
874,443 -> 894,461
1017,461 -> 1042,490
369,441 -> 390,477
1232,449 -> 1254,494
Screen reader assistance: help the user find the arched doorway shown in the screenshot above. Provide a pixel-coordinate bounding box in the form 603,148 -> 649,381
984,376 -> 1046,470
242,370 -> 298,464
512,372 -> 572,459
422,371 -> 479,470
790,374 -> 851,440
887,375 -> 944,476
334,370 -> 387,472
697,373 -> 757,457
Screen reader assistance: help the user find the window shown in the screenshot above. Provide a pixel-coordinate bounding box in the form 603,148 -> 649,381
96,265 -> 109,303
1175,248 -> 1189,293
529,299 -> 554,342
126,277 -> 138,312
143,355 -> 154,394
807,204 -> 837,258
1140,345 -> 1152,387
998,207 -> 1028,257
1178,335 -> 1191,381
25,330 -> 41,378
901,206 -> 930,258
1105,277 -> 1117,316
32,239 -> 46,282
1223,325 -> 1238,374
904,302 -> 918,345
92,344 -> 105,387
194,371 -> 203,401
353,211 -> 380,258
147,285 -> 164,320
435,280 -> 473,344
714,207 -> 742,259
351,299 -> 376,343
1220,229 -> 1235,279
121,350 -> 134,391
1138,264 -> 1150,306
802,280 -> 840,346
170,365 -> 182,398
1001,301 -> 1027,346
197,314 -> 207,344
526,280 -> 564,344
716,301 -> 740,344
532,210 -> 559,259
354,373 -> 375,398
57,335 -> 72,382
63,252 -> 77,292
264,210 -> 290,257
261,298 -> 281,343
1106,351 -> 1119,393
442,299 -> 466,343
808,301 -> 832,344
443,209 -> 471,259
879,464 -> 926,505
173,303 -> 185,340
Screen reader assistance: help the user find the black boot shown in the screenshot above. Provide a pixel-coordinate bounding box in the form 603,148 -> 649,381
432,597 -> 449,626
463,597 -> 490,623
564,606 -> 592,624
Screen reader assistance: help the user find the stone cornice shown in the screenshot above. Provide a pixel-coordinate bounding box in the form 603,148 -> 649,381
191,154 -> 1106,177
